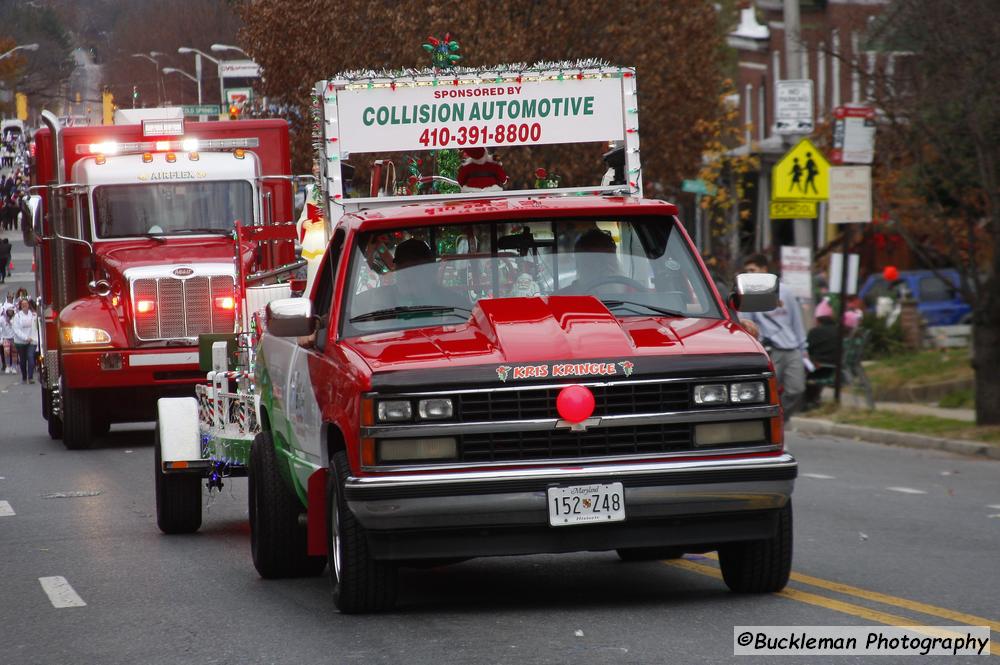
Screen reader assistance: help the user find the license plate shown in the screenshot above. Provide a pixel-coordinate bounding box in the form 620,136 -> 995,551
547,482 -> 625,527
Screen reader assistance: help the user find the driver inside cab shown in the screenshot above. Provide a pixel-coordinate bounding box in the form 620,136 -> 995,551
556,228 -> 629,295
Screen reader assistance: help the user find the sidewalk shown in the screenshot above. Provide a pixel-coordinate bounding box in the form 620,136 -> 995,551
792,389 -> 998,461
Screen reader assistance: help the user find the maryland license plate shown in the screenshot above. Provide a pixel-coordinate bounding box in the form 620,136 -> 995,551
547,482 -> 625,527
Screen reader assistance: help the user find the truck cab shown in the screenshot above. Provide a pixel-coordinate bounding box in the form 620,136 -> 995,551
243,64 -> 796,613
27,110 -> 295,449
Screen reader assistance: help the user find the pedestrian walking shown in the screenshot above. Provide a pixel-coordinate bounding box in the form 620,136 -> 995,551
739,253 -> 809,420
0,307 -> 14,374
12,298 -> 38,383
0,238 -> 10,282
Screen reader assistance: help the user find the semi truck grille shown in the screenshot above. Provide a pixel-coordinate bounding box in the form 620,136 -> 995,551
132,275 -> 236,341
458,423 -> 694,462
458,382 -> 691,421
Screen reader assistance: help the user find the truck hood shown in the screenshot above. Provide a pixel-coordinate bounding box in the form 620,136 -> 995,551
96,237 -> 254,279
344,296 -> 768,387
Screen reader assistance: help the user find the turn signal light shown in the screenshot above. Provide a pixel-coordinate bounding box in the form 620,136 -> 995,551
136,300 -> 155,314
214,296 -> 236,310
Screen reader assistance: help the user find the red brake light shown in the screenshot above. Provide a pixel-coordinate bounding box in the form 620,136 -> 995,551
136,300 -> 155,314
214,296 -> 236,311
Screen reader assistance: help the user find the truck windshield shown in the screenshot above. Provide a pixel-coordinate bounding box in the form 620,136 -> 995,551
343,217 -> 721,336
92,181 -> 253,238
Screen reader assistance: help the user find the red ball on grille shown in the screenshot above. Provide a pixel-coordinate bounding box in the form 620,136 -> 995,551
557,385 -> 595,424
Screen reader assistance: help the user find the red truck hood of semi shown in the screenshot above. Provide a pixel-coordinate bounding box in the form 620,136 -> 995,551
96,237 -> 255,278
345,296 -> 766,383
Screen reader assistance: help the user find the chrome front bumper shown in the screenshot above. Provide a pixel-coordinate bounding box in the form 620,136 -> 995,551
345,453 -> 796,559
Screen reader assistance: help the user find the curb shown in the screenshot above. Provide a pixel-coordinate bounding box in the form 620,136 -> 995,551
789,417 -> 1000,461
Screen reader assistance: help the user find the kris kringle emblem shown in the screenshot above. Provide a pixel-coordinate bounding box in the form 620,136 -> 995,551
496,365 -> 512,382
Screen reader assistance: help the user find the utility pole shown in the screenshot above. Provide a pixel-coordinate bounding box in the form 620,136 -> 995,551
783,0 -> 814,251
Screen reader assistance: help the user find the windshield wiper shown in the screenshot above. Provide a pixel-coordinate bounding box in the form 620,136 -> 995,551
168,228 -> 233,236
600,299 -> 686,318
350,305 -> 472,323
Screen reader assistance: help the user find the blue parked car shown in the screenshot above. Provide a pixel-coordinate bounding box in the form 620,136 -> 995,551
859,269 -> 972,326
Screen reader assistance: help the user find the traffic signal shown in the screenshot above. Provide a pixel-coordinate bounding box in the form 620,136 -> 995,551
15,93 -> 27,121
102,90 -> 114,125
228,104 -> 240,120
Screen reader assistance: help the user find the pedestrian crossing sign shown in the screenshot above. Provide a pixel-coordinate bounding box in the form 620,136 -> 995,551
772,138 -> 830,202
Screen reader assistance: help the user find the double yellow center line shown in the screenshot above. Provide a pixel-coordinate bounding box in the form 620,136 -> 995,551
667,555 -> 998,656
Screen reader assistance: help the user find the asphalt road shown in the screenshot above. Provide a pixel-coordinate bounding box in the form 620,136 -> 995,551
0,371 -> 997,665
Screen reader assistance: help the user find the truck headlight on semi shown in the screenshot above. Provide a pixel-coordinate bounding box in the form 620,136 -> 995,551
377,437 -> 457,462
376,400 -> 412,422
729,381 -> 766,404
62,327 -> 111,345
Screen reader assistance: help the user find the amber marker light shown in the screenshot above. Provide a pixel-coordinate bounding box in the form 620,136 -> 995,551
360,398 -> 374,426
361,438 -> 376,467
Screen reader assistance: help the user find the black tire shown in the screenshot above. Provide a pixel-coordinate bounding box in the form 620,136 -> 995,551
41,387 -> 50,421
249,431 -> 326,578
616,546 -> 686,562
62,388 -> 93,450
47,414 -> 63,440
154,425 -> 202,534
328,450 -> 397,613
718,502 -> 793,593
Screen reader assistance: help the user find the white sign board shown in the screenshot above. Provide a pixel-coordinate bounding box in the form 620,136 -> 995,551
828,166 -> 872,224
780,245 -> 813,300
334,77 -> 626,154
220,60 -> 261,78
775,79 -> 814,134
832,106 -> 876,164
829,252 -> 860,295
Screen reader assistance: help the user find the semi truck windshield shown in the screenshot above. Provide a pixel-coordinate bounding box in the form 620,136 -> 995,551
92,181 -> 253,238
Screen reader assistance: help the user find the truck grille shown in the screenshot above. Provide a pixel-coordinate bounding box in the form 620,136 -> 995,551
458,382 -> 691,421
458,423 -> 694,463
132,275 -> 236,341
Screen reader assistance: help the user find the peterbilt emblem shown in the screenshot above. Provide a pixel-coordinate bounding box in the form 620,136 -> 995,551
172,267 -> 194,277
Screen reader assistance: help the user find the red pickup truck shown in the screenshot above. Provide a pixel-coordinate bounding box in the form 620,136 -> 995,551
251,195 -> 794,613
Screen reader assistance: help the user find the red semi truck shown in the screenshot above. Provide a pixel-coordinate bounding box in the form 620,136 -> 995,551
24,109 -> 296,449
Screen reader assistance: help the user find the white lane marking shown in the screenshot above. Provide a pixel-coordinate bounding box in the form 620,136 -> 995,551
886,486 -> 927,495
802,473 -> 836,479
988,505 -> 1000,510
38,577 -> 86,608
0,500 -> 14,516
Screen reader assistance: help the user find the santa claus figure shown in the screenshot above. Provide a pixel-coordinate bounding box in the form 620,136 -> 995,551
457,147 -> 508,192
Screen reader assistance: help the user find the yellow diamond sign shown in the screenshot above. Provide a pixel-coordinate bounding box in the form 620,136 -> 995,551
772,138 -> 830,201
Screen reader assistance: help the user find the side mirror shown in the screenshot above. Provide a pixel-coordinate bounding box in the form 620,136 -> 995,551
20,195 -> 43,247
265,297 -> 316,337
88,280 -> 112,297
729,273 -> 779,312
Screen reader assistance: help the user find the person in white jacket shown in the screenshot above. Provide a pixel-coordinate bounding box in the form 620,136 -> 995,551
0,307 -> 14,374
12,298 -> 37,383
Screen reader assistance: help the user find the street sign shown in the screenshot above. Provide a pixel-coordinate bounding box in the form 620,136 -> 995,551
775,79 -> 814,134
181,104 -> 221,116
772,138 -> 830,201
780,246 -> 813,300
220,60 -> 261,78
828,166 -> 872,224
832,106 -> 876,164
682,179 -> 716,196
770,200 -> 817,219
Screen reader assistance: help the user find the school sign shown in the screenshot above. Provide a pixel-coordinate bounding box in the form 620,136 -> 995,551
771,138 -> 830,202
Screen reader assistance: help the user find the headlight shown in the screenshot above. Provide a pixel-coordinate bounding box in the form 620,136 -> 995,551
693,384 -> 728,405
418,398 -> 453,420
730,381 -> 766,404
62,327 -> 111,345
694,421 -> 766,447
376,400 -> 412,422
377,437 -> 457,462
